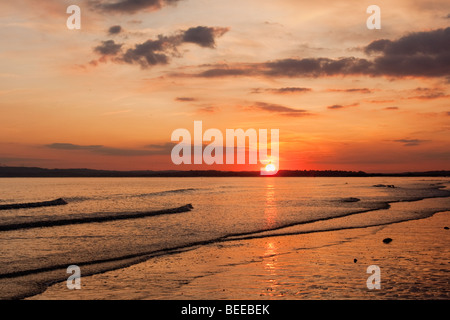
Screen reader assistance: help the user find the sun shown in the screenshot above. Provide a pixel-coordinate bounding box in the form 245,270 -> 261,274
265,164 -> 277,172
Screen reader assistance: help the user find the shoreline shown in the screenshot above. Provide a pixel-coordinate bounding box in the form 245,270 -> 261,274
29,208 -> 450,300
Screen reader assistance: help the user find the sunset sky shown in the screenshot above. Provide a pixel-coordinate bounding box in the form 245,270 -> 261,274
0,0 -> 449,172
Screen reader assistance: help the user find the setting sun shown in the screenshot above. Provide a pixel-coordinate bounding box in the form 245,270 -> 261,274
265,164 -> 277,172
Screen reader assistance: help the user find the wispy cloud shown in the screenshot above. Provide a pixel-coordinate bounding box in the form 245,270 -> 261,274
175,97 -> 197,102
327,103 -> 359,110
407,87 -> 449,100
46,143 -> 174,156
252,102 -> 312,117
327,88 -> 373,94
392,139 -> 429,147
252,87 -> 312,94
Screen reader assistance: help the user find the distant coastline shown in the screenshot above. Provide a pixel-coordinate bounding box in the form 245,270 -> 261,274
0,166 -> 449,178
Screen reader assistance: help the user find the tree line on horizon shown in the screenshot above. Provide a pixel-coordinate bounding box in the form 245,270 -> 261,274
0,166 -> 449,177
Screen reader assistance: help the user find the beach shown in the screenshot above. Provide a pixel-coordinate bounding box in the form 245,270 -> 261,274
30,204 -> 450,300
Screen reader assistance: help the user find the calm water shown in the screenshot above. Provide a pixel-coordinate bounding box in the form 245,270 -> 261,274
0,177 -> 449,299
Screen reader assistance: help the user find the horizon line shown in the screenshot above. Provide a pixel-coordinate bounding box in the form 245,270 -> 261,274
0,166 -> 449,177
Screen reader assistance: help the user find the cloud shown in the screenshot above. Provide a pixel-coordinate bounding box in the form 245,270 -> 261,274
0,157 -> 57,166
46,143 -> 173,156
407,87 -> 449,100
327,105 -> 344,110
392,139 -> 429,147
90,0 -> 183,14
252,102 -> 312,117
94,40 -> 123,55
47,143 -> 102,151
194,27 -> 450,79
197,106 -> 217,113
198,68 -> 253,78
108,25 -> 123,35
175,97 -> 197,102
182,26 -> 229,48
327,88 -> 373,94
264,57 -> 373,77
384,107 -> 399,110
327,103 -> 359,110
94,26 -> 229,68
121,36 -> 173,67
364,27 -> 450,77
368,100 -> 395,104
194,58 -> 373,78
252,87 -> 312,94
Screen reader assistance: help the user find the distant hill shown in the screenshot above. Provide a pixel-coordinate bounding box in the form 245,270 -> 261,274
0,166 -> 449,177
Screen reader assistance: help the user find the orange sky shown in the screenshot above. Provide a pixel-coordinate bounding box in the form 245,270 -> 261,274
0,0 -> 449,172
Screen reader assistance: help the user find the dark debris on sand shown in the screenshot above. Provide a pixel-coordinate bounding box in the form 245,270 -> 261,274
373,184 -> 396,188
383,238 -> 393,244
341,197 -> 361,203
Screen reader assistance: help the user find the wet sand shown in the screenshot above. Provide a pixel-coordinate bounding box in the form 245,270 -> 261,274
30,208 -> 450,300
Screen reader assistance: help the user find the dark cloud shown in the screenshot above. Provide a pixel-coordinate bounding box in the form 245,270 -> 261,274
197,106 -> 217,113
94,26 -> 229,68
182,26 -> 229,48
364,39 -> 392,55
46,143 -> 172,156
90,0 -> 183,14
369,99 -> 395,104
328,88 -> 373,94
198,68 -> 252,78
252,102 -> 312,117
392,139 -> 428,147
195,58 -> 373,78
264,57 -> 373,77
253,87 -> 312,94
47,143 -> 101,150
175,97 -> 197,102
384,107 -> 399,110
108,25 -> 123,35
327,103 -> 359,110
121,36 -> 174,67
328,105 -> 344,110
143,142 -> 176,154
365,27 -> 450,77
94,40 -> 123,55
407,87 -> 449,100
194,28 -> 450,79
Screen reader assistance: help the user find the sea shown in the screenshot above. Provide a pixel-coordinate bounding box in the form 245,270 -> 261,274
0,177 -> 449,299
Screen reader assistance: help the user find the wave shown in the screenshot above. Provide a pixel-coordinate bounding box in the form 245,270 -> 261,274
3,194 -> 448,279
0,198 -> 68,211
133,188 -> 199,198
63,196 -> 91,203
64,188 -> 199,203
0,204 -> 193,232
